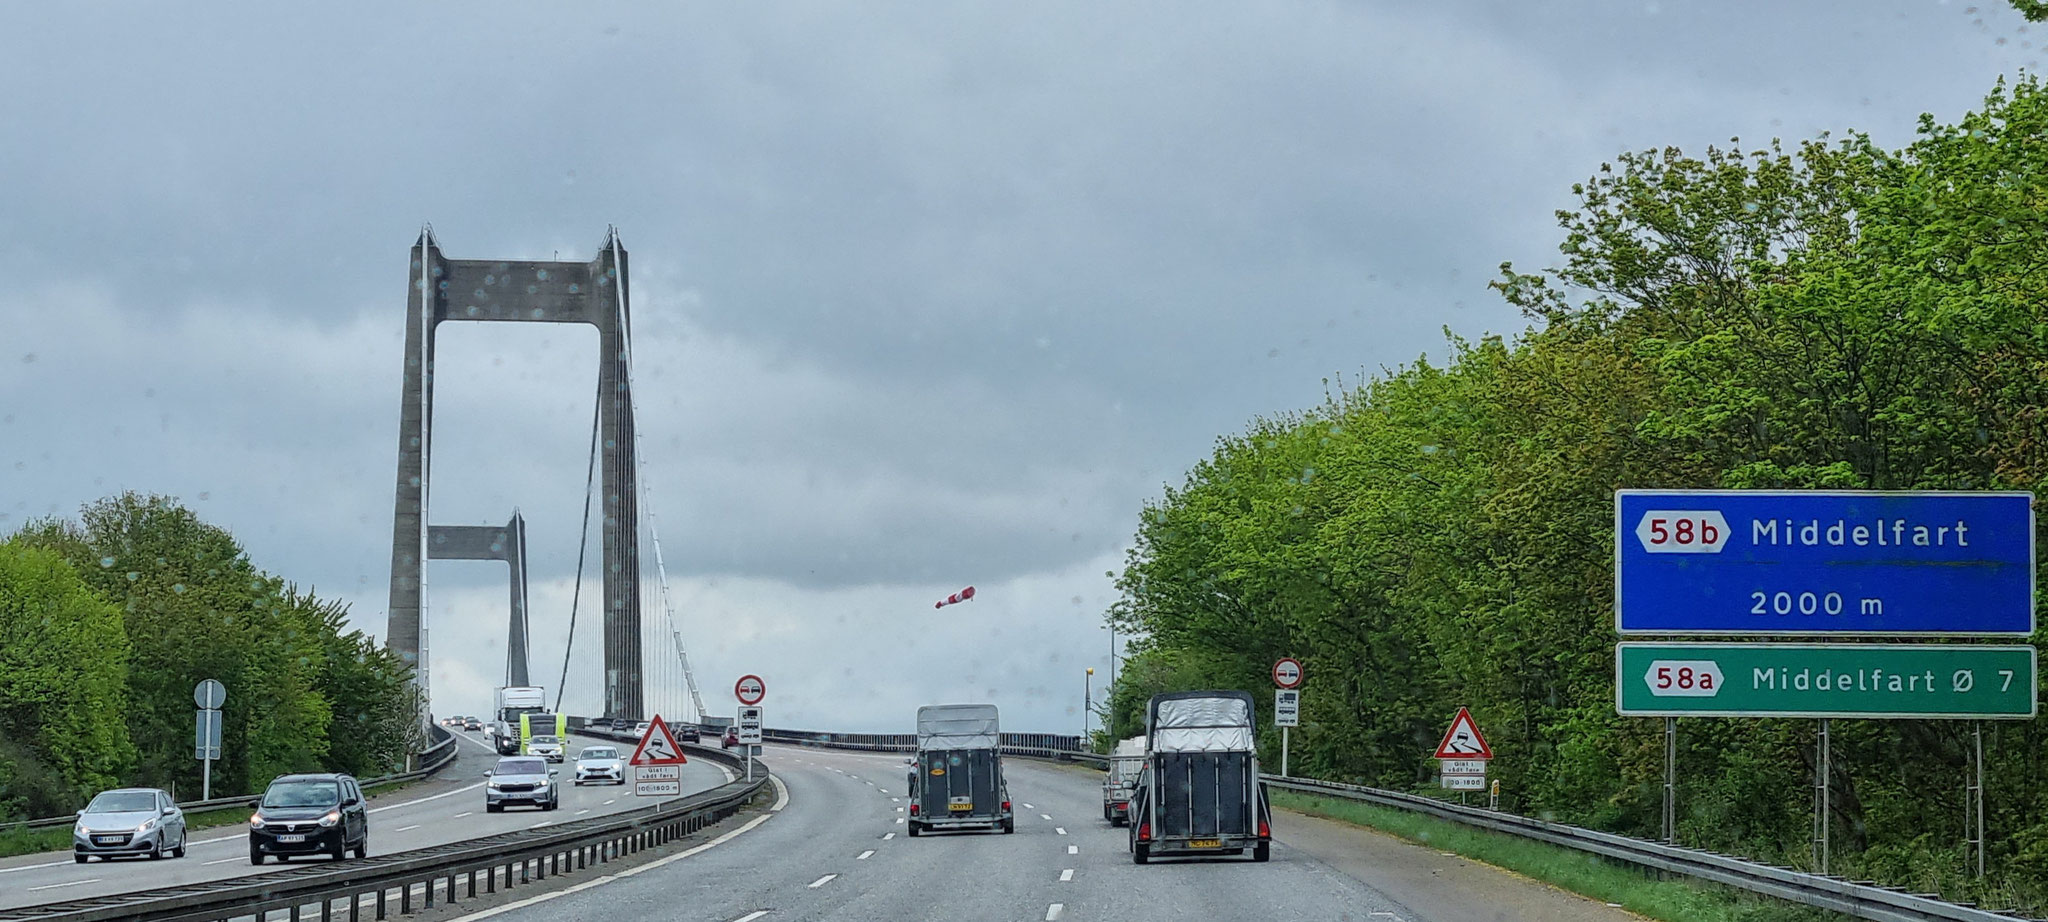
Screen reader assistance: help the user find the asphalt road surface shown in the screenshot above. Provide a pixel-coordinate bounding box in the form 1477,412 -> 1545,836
452,743 -> 1643,922
0,729 -> 730,911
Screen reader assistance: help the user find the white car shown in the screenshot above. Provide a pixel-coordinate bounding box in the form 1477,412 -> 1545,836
574,746 -> 627,785
527,735 -> 566,762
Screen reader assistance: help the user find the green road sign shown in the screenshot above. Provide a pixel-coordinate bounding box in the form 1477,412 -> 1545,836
1616,643 -> 2037,718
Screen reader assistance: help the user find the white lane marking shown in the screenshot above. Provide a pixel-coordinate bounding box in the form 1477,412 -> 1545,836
733,913 -> 771,922
878,789 -> 889,794
850,774 -> 860,779
1055,827 -> 1067,835
857,850 -> 875,860
369,780 -> 489,814
1040,814 -> 1052,820
603,800 -> 616,806
455,811 -> 777,920
720,766 -> 737,783
27,878 -> 99,891
771,774 -> 791,811
575,809 -> 591,816
395,824 -> 421,832
1067,845 -> 1078,855
808,874 -> 836,888
1046,904 -> 1065,921
1022,803 -> 1036,809
895,807 -> 905,813
891,797 -> 900,803
203,856 -> 242,865
895,818 -> 905,824
0,858 -> 72,875
532,821 -> 554,828
882,833 -> 895,840
1059,868 -> 1074,882
453,812 -> 474,818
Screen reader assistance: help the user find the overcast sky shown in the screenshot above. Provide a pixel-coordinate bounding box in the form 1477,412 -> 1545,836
1,2 -> 2033,733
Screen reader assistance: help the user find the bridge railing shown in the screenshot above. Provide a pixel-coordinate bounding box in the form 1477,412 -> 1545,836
0,724 -> 461,834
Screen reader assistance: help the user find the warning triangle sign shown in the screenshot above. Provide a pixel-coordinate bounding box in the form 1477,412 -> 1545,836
629,715 -> 689,766
1432,707 -> 1492,759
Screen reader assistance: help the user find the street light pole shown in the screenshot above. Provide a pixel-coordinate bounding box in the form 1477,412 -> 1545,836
1084,668 -> 1094,746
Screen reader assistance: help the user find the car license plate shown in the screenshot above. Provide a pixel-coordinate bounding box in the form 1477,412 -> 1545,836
93,836 -> 120,845
276,834 -> 306,843
1188,839 -> 1223,848
948,802 -> 974,811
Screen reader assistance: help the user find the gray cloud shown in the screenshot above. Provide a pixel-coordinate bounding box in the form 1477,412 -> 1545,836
2,0 -> 2032,729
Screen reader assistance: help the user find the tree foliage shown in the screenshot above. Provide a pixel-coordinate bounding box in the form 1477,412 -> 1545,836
0,494 -> 416,817
1106,78 -> 2048,906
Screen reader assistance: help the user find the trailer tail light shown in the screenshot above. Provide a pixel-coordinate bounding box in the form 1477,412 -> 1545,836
1002,801 -> 1011,812
909,803 -> 919,815
1137,821 -> 1151,842
1259,818 -> 1270,838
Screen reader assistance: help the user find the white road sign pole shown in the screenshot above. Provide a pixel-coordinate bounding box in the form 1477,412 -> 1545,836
194,679 -> 226,800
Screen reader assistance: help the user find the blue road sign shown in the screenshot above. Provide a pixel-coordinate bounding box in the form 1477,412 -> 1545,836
1616,490 -> 2034,635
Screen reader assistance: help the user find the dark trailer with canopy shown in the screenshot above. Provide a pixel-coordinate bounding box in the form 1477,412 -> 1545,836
1128,690 -> 1272,863
907,703 -> 1015,836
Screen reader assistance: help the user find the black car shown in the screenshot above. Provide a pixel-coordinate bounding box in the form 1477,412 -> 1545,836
677,724 -> 700,743
248,773 -> 369,864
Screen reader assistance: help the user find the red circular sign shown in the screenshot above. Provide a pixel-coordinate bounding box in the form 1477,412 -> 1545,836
734,674 -> 766,705
1273,658 -> 1303,689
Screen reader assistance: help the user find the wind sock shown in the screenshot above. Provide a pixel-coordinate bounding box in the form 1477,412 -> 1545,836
935,585 -> 977,609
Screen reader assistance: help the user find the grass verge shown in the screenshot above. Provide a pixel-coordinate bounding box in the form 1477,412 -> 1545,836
1272,790 -> 1846,922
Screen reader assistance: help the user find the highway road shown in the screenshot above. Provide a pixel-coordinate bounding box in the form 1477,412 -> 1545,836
454,743 -> 1645,922
0,728 -> 730,911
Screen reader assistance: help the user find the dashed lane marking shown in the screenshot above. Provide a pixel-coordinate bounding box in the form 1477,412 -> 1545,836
27,879 -> 99,891
857,850 -> 874,860
395,824 -> 421,832
1045,904 -> 1064,921
575,809 -> 590,816
882,833 -> 895,840
733,913 -> 771,922
1040,814 -> 1051,820
453,812 -> 474,818
1067,845 -> 1077,855
1022,803 -> 1035,809
1055,827 -> 1067,835
1059,869 -> 1074,882
808,874 -> 837,888
603,800 -> 616,806
202,857 -> 240,866
452,809 -> 777,920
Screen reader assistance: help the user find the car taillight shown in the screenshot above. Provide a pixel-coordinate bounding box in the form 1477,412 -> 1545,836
1259,818 -> 1270,838
909,803 -> 919,814
1002,801 -> 1011,811
1137,821 -> 1151,842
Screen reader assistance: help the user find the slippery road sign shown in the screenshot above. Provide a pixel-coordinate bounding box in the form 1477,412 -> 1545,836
629,715 -> 689,766
1432,707 -> 1492,759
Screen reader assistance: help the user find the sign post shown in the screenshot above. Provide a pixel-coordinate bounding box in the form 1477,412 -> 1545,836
628,715 -> 688,796
734,675 -> 766,782
1273,659 -> 1303,778
1615,488 -> 2038,854
1434,707 -> 1491,792
193,679 -> 225,800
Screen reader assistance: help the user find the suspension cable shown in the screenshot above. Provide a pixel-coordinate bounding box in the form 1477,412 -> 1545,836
553,375 -> 604,713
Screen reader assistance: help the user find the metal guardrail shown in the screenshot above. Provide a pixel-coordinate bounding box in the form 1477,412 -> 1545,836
0,742 -> 764,922
1265,775 -> 2037,922
750,727 -> 2034,922
1,726 -> 462,834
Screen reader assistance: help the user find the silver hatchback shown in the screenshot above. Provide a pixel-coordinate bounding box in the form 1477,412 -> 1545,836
74,788 -> 186,862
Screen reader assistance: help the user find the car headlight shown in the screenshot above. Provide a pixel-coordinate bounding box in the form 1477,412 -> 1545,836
249,813 -> 266,829
318,810 -> 341,828
136,818 -> 157,833
76,825 -> 92,835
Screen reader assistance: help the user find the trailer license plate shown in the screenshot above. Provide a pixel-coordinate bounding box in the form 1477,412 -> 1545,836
1188,839 -> 1222,848
949,803 -> 974,811
276,834 -> 306,843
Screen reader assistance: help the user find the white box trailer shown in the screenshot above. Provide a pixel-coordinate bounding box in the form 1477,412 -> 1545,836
1102,735 -> 1146,826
